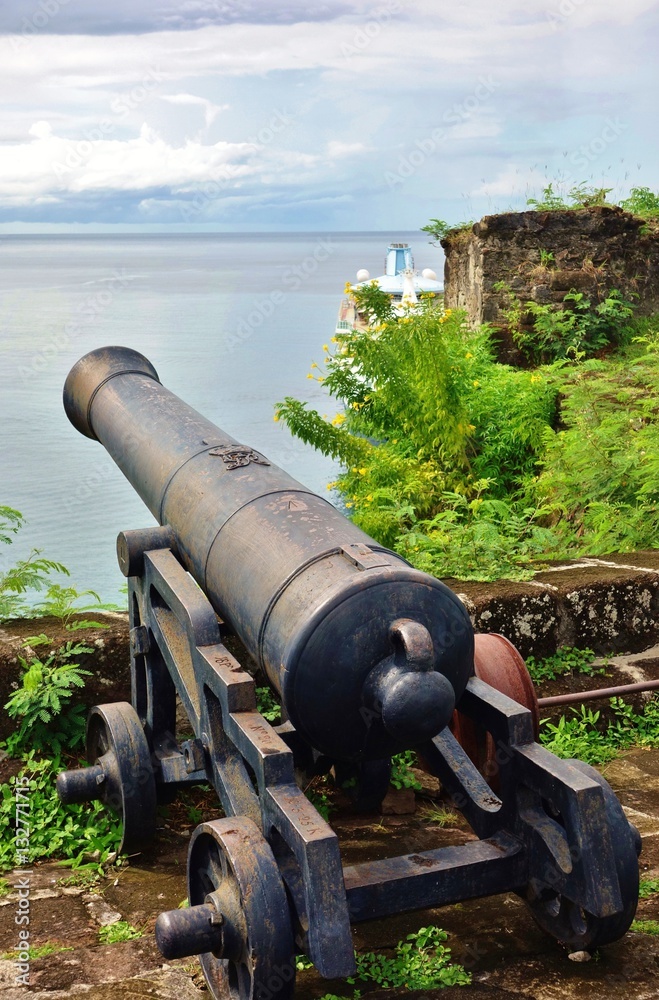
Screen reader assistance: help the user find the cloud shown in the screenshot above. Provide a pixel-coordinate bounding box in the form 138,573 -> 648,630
0,119 -> 375,224
3,0 -> 656,39
326,140 -> 370,158
0,0 -> 656,229
0,0 -> 358,36
160,93 -> 229,130
0,122 -> 256,204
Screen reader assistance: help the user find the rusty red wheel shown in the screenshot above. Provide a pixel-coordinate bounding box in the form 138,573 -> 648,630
451,633 -> 539,786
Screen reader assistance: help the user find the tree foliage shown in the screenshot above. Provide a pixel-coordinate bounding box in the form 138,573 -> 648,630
275,302 -> 659,580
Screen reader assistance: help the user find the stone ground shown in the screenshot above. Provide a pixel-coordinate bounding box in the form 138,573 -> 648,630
2,743 -> 659,1000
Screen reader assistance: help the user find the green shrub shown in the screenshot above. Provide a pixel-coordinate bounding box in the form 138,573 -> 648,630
4,639 -> 92,756
349,925 -> 470,990
539,696 -> 659,764
526,183 -> 612,212
620,186 -> 659,219
390,751 -> 421,791
98,921 -> 142,944
536,349 -> 659,553
276,294 -> 659,580
276,305 -> 562,580
525,646 -> 605,684
1,753 -> 121,871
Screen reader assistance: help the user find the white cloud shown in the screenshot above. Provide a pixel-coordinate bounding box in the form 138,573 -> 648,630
160,93 -> 228,129
326,140 -> 369,158
0,0 -> 656,227
0,122 -> 257,205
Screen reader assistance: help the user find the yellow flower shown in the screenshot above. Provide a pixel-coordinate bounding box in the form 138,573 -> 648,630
331,336 -> 338,343
306,373 -> 314,380
472,380 -> 480,388
311,362 -> 318,369
273,413 -> 280,422
331,413 -> 346,427
358,467 -> 367,475
530,373 -> 542,384
323,344 -> 329,352
346,502 -> 353,508
366,494 -> 374,502
465,352 -> 473,359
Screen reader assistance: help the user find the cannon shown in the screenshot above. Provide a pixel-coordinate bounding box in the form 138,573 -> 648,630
57,346 -> 640,999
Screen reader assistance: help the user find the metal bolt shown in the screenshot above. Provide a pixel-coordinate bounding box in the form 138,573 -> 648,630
130,625 -> 150,656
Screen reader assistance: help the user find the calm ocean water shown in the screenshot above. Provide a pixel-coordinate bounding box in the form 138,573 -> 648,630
0,232 -> 443,603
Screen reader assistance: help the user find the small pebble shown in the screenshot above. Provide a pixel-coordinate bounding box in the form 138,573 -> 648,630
568,950 -> 592,963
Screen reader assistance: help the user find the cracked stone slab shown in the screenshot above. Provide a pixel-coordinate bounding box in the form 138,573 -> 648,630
83,895 -> 122,927
0,965 -> 203,999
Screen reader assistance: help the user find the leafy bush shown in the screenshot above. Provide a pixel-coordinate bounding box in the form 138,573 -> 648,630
255,686 -> 281,724
526,183 -> 612,212
4,638 -> 92,756
1,753 -> 122,871
525,646 -> 605,684
277,299 -> 659,579
0,552 -> 70,621
536,349 -> 659,553
496,283 -> 636,363
620,186 -> 659,219
539,696 -> 659,764
349,925 -> 470,990
34,583 -> 119,628
276,305 -> 562,580
390,751 -> 422,791
421,218 -> 475,244
349,280 -> 395,325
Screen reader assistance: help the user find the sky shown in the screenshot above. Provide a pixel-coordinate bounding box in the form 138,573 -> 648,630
0,0 -> 657,232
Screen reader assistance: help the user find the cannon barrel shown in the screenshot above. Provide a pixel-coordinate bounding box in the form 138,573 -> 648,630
64,347 -> 474,761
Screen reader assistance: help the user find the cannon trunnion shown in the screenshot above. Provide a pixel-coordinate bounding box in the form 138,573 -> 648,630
57,347 -> 640,1000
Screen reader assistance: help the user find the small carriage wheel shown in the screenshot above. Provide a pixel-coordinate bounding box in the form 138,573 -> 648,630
86,701 -> 157,854
525,759 -> 640,951
188,817 -> 296,1000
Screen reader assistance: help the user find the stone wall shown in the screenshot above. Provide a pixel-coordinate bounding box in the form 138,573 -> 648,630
441,206 -> 659,361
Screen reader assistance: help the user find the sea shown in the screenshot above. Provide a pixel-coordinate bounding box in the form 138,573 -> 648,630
0,231 -> 444,605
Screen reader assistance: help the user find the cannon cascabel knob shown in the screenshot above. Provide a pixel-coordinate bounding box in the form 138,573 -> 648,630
362,619 -> 456,745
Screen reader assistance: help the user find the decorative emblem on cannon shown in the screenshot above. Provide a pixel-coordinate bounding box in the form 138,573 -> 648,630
56,347 -> 640,1000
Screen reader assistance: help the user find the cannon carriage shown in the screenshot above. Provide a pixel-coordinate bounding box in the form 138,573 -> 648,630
57,347 -> 640,1000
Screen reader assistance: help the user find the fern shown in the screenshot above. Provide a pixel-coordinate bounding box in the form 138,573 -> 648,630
0,551 -> 70,620
34,583 -> 119,626
4,641 -> 92,755
276,298 -> 659,581
0,506 -> 24,545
